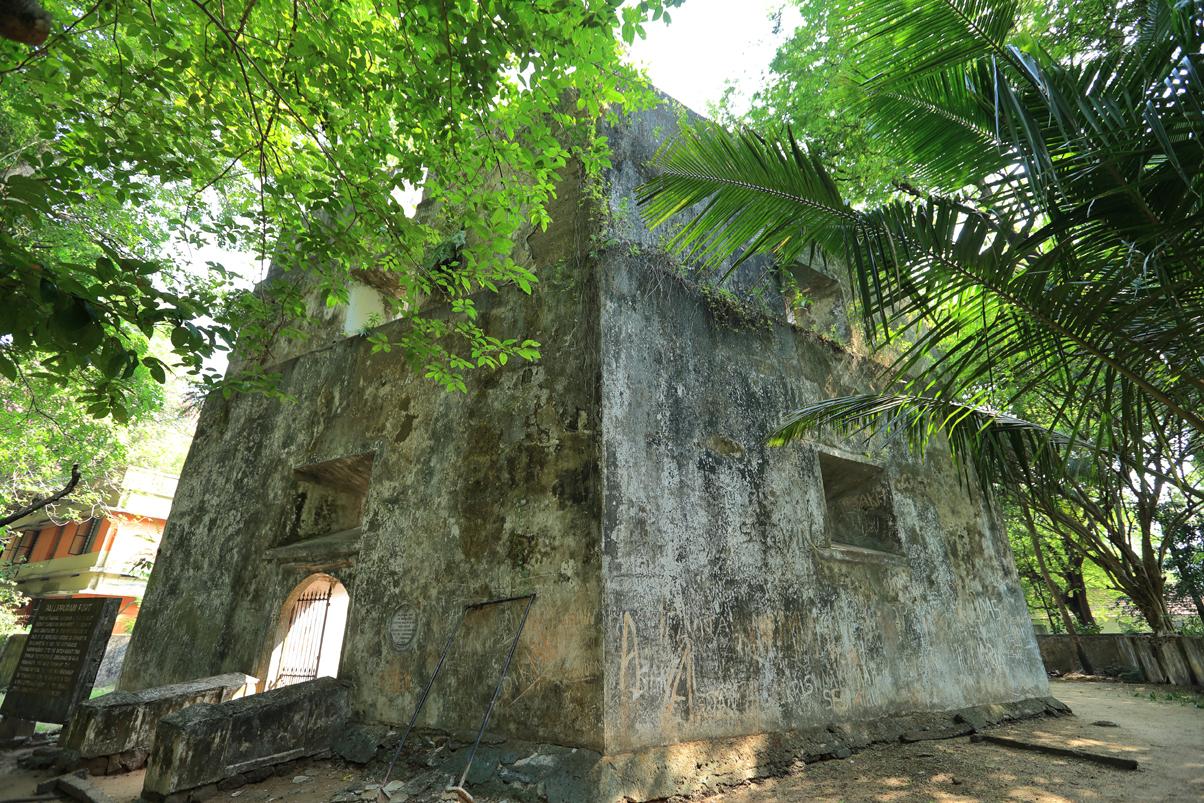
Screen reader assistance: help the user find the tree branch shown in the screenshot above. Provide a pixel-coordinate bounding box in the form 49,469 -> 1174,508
1,464 -> 81,528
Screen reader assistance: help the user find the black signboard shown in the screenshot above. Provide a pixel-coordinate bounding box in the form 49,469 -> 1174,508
0,597 -> 120,724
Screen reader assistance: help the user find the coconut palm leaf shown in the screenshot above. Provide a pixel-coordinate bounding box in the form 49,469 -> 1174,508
639,0 -> 1204,466
849,0 -> 1024,85
638,124 -> 854,275
859,62 -> 1009,190
768,392 -> 1070,485
772,390 -> 1204,501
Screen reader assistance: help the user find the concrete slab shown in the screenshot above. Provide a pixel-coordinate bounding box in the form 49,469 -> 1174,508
141,676 -> 351,801
1179,637 -> 1204,685
1036,635 -> 1203,688
368,696 -> 1060,803
1154,637 -> 1194,686
60,672 -> 256,773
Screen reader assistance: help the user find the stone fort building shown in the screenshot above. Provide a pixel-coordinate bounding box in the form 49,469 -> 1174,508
120,100 -> 1049,798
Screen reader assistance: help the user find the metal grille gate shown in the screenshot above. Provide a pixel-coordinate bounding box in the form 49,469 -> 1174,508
272,580 -> 333,688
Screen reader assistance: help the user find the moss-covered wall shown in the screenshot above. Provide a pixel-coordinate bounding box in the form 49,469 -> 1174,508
598,253 -> 1047,753
122,167 -> 609,749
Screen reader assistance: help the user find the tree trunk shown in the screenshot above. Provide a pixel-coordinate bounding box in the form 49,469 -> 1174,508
1060,544 -> 1097,627
1021,506 -> 1093,673
1022,565 -> 1059,632
1126,582 -> 1178,636
1032,573 -> 1059,633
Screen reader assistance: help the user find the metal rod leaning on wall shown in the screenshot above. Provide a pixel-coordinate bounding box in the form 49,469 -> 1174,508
378,611 -> 465,787
378,593 -> 538,791
450,593 -> 537,797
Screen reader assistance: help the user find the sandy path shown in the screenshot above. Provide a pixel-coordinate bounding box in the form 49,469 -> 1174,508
707,680 -> 1203,802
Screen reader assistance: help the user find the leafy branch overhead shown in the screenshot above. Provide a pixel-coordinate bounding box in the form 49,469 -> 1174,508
1,0 -> 679,413
0,462 -> 77,528
640,0 -> 1204,489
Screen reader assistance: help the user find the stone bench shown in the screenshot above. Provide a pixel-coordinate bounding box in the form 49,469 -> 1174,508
142,676 -> 352,802
60,673 -> 257,775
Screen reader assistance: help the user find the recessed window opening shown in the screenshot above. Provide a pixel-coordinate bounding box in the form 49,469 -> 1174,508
69,519 -> 101,555
341,281 -> 390,336
286,453 -> 373,544
12,530 -> 39,563
819,453 -> 900,554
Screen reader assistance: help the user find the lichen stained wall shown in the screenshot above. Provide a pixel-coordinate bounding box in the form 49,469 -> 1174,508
595,102 -> 1047,755
599,256 -> 1046,754
121,168 -> 609,750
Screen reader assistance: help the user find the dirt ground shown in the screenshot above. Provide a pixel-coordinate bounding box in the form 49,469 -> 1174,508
705,680 -> 1204,803
1,680 -> 1200,802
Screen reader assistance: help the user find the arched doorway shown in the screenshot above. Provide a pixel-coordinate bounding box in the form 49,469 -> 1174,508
265,574 -> 349,689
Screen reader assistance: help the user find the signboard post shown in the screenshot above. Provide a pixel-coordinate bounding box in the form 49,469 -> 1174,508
0,597 -> 120,725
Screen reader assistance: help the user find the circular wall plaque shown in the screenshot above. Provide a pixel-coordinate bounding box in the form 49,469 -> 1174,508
388,606 -> 419,652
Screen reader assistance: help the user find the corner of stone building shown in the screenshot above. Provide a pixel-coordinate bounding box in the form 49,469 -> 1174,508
112,92 -> 1051,798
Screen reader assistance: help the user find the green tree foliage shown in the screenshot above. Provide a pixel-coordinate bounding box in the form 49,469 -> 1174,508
0,573 -> 27,637
727,0 -> 1148,202
640,0 -> 1202,476
0,344 -> 195,631
0,85 -> 209,423
1,349 -> 159,635
1,0 -> 677,411
1008,511 -> 1107,633
642,0 -> 1203,465
1163,504 -> 1204,629
987,393 -> 1200,636
639,0 -> 1203,632
0,351 -> 164,521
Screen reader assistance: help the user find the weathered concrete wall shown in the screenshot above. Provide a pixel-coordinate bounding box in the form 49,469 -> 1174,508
94,633 -> 130,689
62,672 -> 255,762
120,164 -> 608,749
143,676 -> 351,800
597,254 -> 1048,753
590,101 -> 1046,754
1036,634 -> 1204,686
0,633 -> 26,688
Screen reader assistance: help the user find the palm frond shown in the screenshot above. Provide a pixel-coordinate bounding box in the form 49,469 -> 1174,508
769,392 -> 1072,488
860,62 -> 1008,189
638,0 -> 1204,446
637,123 -> 853,276
848,0 -> 1023,86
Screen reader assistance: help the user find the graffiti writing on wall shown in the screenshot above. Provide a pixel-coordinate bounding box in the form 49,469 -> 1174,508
619,611 -> 644,701
661,638 -> 695,720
